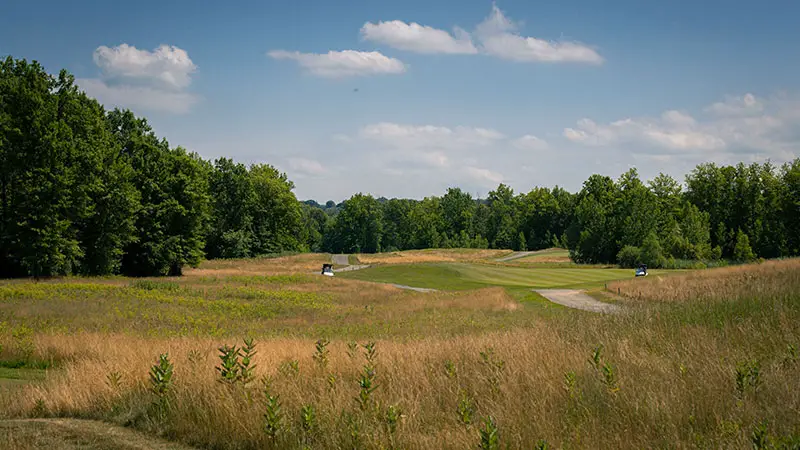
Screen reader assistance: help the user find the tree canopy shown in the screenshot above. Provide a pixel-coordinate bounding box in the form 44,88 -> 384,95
2,56 -> 799,277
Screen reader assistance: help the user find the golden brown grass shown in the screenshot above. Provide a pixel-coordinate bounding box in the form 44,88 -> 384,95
355,248 -> 511,265
185,253 -> 331,277
1,258 -> 799,449
2,307 -> 798,449
609,258 -> 800,303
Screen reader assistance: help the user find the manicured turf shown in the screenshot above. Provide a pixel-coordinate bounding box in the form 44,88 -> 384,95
339,262 -> 638,290
515,248 -> 571,261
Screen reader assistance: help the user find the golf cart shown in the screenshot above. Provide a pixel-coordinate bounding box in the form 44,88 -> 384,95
635,264 -> 648,277
321,264 -> 334,277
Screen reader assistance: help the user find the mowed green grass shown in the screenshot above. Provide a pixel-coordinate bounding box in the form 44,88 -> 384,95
515,248 -> 570,261
339,262 -> 637,290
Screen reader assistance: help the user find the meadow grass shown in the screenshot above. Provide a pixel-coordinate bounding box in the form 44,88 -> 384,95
0,256 -> 798,449
355,248 -> 511,265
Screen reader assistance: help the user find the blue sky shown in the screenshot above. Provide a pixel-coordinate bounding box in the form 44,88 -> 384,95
2,0 -> 799,201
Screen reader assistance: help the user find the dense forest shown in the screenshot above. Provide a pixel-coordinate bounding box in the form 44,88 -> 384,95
2,57 -> 799,277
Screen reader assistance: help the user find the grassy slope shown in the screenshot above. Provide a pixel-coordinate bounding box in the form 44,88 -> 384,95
1,256 -> 799,449
339,262 -> 636,290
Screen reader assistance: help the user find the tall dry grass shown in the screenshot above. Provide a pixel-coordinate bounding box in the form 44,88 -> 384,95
355,249 -> 511,265
3,304 -> 799,447
609,258 -> 800,303
2,259 -> 799,448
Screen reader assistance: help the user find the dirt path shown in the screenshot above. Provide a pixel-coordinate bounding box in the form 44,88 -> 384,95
331,254 -> 350,266
0,419 -> 195,450
535,289 -> 622,313
330,254 -> 370,272
494,250 -> 545,262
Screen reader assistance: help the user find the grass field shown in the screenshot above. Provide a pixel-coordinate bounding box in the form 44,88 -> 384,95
339,262 -> 638,290
514,248 -> 571,262
1,252 -> 798,449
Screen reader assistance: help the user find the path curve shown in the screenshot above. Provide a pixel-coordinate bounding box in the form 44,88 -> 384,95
330,254 -> 370,272
535,289 -> 621,314
0,418 -> 195,449
391,284 -> 438,293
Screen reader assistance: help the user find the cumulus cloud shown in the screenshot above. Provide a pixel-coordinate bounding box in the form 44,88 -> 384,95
327,122 -> 511,192
77,78 -> 198,114
79,43 -> 199,114
93,44 -> 196,89
564,93 -> 800,161
475,4 -> 603,64
360,21 -> 477,54
464,166 -> 504,184
268,50 -> 406,78
288,157 -> 327,176
512,134 -> 549,150
358,122 -> 505,152
706,93 -> 764,116
564,115 -> 725,151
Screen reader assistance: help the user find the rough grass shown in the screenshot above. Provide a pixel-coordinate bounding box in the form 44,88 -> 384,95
513,248 -> 572,263
355,248 -> 512,265
340,262 -> 638,290
0,256 -> 799,449
0,268 -> 557,339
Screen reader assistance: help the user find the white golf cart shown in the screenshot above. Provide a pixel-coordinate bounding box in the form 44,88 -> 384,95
635,264 -> 648,277
321,263 -> 334,277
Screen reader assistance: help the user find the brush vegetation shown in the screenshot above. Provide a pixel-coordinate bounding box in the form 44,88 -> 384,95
1,256 -> 799,448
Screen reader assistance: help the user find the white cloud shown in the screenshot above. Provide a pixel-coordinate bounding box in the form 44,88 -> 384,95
475,4 -> 603,64
564,115 -> 725,151
564,92 -> 800,161
77,78 -> 198,114
288,158 -> 327,176
93,44 -> 197,89
358,122 -> 505,151
79,44 -> 199,114
360,21 -> 477,54
268,50 -> 406,78
706,93 -> 764,116
512,134 -> 549,150
465,166 -> 504,184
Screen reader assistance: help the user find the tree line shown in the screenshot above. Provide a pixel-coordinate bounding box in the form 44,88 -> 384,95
313,161 -> 800,267
1,57 -> 306,277
2,57 -> 799,277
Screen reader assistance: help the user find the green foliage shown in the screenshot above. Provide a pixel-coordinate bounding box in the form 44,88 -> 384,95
263,392 -> 283,442
300,404 -> 317,445
617,245 -> 642,268
457,390 -> 475,425
734,229 -> 756,262
313,338 -> 330,369
735,359 -> 761,397
588,345 -> 603,370
4,55 -> 800,278
216,339 -> 257,386
385,404 -> 401,435
478,416 -> 500,450
356,364 -> 378,411
444,359 -> 457,379
149,353 -> 173,419
640,231 -> 667,268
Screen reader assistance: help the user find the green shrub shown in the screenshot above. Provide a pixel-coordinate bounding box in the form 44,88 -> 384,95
640,232 -> 667,268
734,229 -> 756,262
617,245 -> 641,268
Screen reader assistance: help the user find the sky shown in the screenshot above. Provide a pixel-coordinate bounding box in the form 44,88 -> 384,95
2,0 -> 799,202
